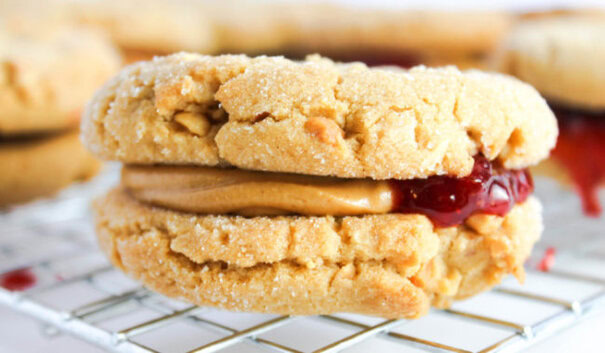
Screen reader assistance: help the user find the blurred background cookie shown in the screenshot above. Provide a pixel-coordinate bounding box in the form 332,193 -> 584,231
0,25 -> 121,206
202,1 -> 512,69
494,12 -> 605,216
2,0 -> 512,69
64,0 -> 215,63
0,132 -> 99,206
0,28 -> 122,134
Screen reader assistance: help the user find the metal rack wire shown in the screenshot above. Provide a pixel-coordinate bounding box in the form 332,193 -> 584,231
0,172 -> 604,353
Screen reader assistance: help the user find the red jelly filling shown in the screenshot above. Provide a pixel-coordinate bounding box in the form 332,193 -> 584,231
0,268 -> 36,292
551,106 -> 605,216
390,155 -> 533,227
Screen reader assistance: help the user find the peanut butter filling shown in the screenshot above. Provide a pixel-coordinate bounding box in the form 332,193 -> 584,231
122,166 -> 393,216
122,155 -> 534,227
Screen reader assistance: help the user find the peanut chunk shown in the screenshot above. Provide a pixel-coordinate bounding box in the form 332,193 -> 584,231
304,117 -> 343,146
465,213 -> 503,235
174,112 -> 210,136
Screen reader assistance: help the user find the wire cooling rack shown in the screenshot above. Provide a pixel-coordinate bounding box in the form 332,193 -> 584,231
0,170 -> 604,353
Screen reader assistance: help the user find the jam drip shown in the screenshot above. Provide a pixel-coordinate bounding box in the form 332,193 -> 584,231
551,106 -> 605,216
390,155 -> 533,227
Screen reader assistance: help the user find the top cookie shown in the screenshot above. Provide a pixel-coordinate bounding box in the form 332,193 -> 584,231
495,15 -> 605,110
0,27 -> 121,135
82,53 -> 557,180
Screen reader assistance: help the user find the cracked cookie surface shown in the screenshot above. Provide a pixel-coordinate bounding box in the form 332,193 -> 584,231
82,53 -> 557,179
94,188 -> 541,318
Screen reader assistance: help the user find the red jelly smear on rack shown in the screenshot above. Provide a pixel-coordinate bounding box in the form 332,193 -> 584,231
551,106 -> 605,216
0,267 -> 36,291
390,155 -> 533,227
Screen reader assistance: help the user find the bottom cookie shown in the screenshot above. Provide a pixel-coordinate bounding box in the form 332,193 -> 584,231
0,130 -> 100,206
94,189 -> 542,318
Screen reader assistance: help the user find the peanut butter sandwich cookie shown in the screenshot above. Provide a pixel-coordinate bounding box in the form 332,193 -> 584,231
83,54 -> 557,318
495,14 -> 605,216
0,27 -> 121,206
